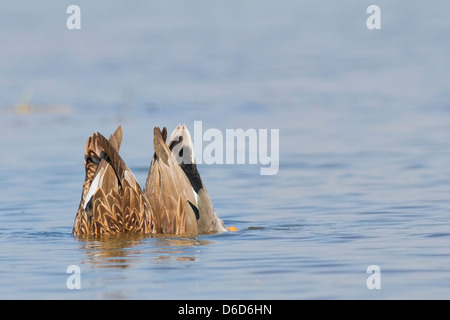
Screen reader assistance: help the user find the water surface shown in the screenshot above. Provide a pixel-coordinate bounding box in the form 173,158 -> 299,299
1,1 -> 450,299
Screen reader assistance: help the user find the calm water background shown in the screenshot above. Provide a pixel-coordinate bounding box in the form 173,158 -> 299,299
1,0 -> 450,299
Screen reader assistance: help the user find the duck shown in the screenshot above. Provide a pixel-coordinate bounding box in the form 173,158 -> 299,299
72,126 -> 153,236
164,124 -> 228,233
72,124 -> 236,236
146,124 -> 228,234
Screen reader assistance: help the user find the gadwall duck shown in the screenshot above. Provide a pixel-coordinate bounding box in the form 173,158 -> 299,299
72,126 -> 153,236
164,124 -> 228,233
72,125 -> 235,236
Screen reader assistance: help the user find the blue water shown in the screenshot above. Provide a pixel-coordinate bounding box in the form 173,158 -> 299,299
1,0 -> 450,299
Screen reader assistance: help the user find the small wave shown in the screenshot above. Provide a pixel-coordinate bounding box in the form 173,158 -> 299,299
424,232 -> 450,238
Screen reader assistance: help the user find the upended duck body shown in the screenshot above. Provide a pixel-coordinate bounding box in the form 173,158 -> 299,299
72,125 -> 233,236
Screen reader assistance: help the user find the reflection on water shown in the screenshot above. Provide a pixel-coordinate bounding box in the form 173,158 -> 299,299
77,233 -> 212,268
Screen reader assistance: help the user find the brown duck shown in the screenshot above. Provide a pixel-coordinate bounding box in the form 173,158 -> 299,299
72,125 -> 236,236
